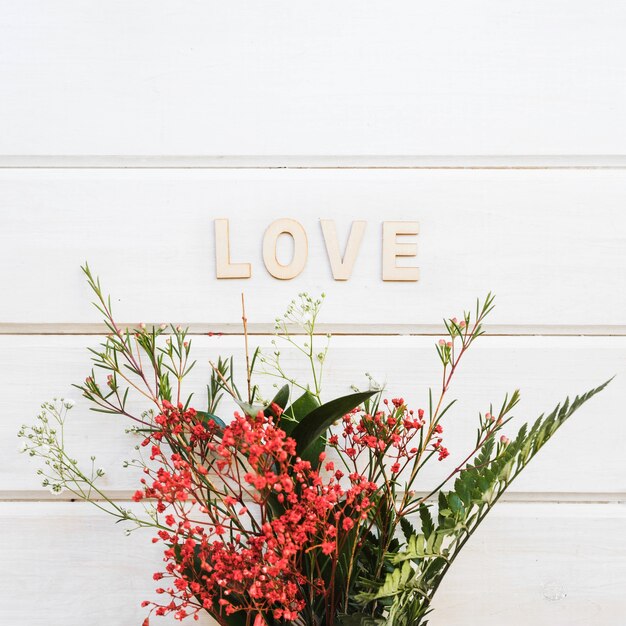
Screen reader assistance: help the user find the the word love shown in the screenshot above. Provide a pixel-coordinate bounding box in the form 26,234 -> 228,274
214,218 -> 419,281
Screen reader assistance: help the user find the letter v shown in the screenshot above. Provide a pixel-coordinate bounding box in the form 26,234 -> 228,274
320,220 -> 366,281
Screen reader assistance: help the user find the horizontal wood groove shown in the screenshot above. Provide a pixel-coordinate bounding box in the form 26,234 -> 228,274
2,323 -> 626,337
2,491 -> 623,504
2,155 -> 626,169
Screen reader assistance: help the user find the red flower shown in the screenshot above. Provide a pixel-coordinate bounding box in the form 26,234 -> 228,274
137,403 -> 377,623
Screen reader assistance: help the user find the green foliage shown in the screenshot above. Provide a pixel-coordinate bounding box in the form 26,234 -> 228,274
290,390 -> 377,465
196,410 -> 226,430
234,383 -> 291,418
351,379 -> 611,625
206,356 -> 232,414
282,389 -> 320,434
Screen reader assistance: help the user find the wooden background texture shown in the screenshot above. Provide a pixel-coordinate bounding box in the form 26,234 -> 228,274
0,2 -> 625,625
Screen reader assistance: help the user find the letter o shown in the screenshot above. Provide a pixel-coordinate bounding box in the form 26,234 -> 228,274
262,218 -> 308,280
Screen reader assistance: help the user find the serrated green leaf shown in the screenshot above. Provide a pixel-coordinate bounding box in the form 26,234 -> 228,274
419,504 -> 435,539
400,517 -> 418,543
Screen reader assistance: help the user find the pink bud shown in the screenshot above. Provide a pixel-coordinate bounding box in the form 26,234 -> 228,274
500,435 -> 510,445
438,339 -> 446,347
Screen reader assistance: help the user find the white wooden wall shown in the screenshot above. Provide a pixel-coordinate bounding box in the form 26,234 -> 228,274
1,2 -> 625,624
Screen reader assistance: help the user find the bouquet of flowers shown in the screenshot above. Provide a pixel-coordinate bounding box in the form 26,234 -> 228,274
18,266 -> 609,626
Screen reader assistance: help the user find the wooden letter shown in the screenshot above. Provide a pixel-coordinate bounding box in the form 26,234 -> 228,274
320,219 -> 366,281
382,221 -> 419,281
214,219 -> 251,279
262,218 -> 308,280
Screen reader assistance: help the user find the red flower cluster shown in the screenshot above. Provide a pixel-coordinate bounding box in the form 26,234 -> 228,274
134,401 -> 377,622
328,399 -> 450,479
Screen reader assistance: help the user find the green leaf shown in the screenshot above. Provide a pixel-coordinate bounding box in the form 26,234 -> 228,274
418,504 -> 435,539
391,532 -> 448,565
282,390 -> 320,434
234,384 -> 290,419
400,517 -> 418,543
447,493 -> 464,517
264,384 -> 290,418
290,390 -> 376,465
437,492 -> 448,526
234,398 -> 265,418
196,411 -> 226,429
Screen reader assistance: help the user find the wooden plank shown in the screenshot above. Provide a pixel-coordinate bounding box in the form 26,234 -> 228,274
430,502 -> 626,625
0,501 -> 209,626
1,169 -> 626,326
2,2 -> 626,156
4,322 -> 626,337
4,156 -> 626,169
8,335 -> 624,497
0,501 -> 623,625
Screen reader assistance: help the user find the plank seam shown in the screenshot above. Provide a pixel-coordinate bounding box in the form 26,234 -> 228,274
3,155 -> 626,169
2,324 -> 626,337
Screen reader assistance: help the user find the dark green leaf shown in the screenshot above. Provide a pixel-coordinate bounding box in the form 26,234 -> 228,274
290,390 -> 376,465
196,411 -> 226,429
282,390 -> 320,434
418,504 -> 435,539
400,517 -> 418,543
264,384 -> 290,418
